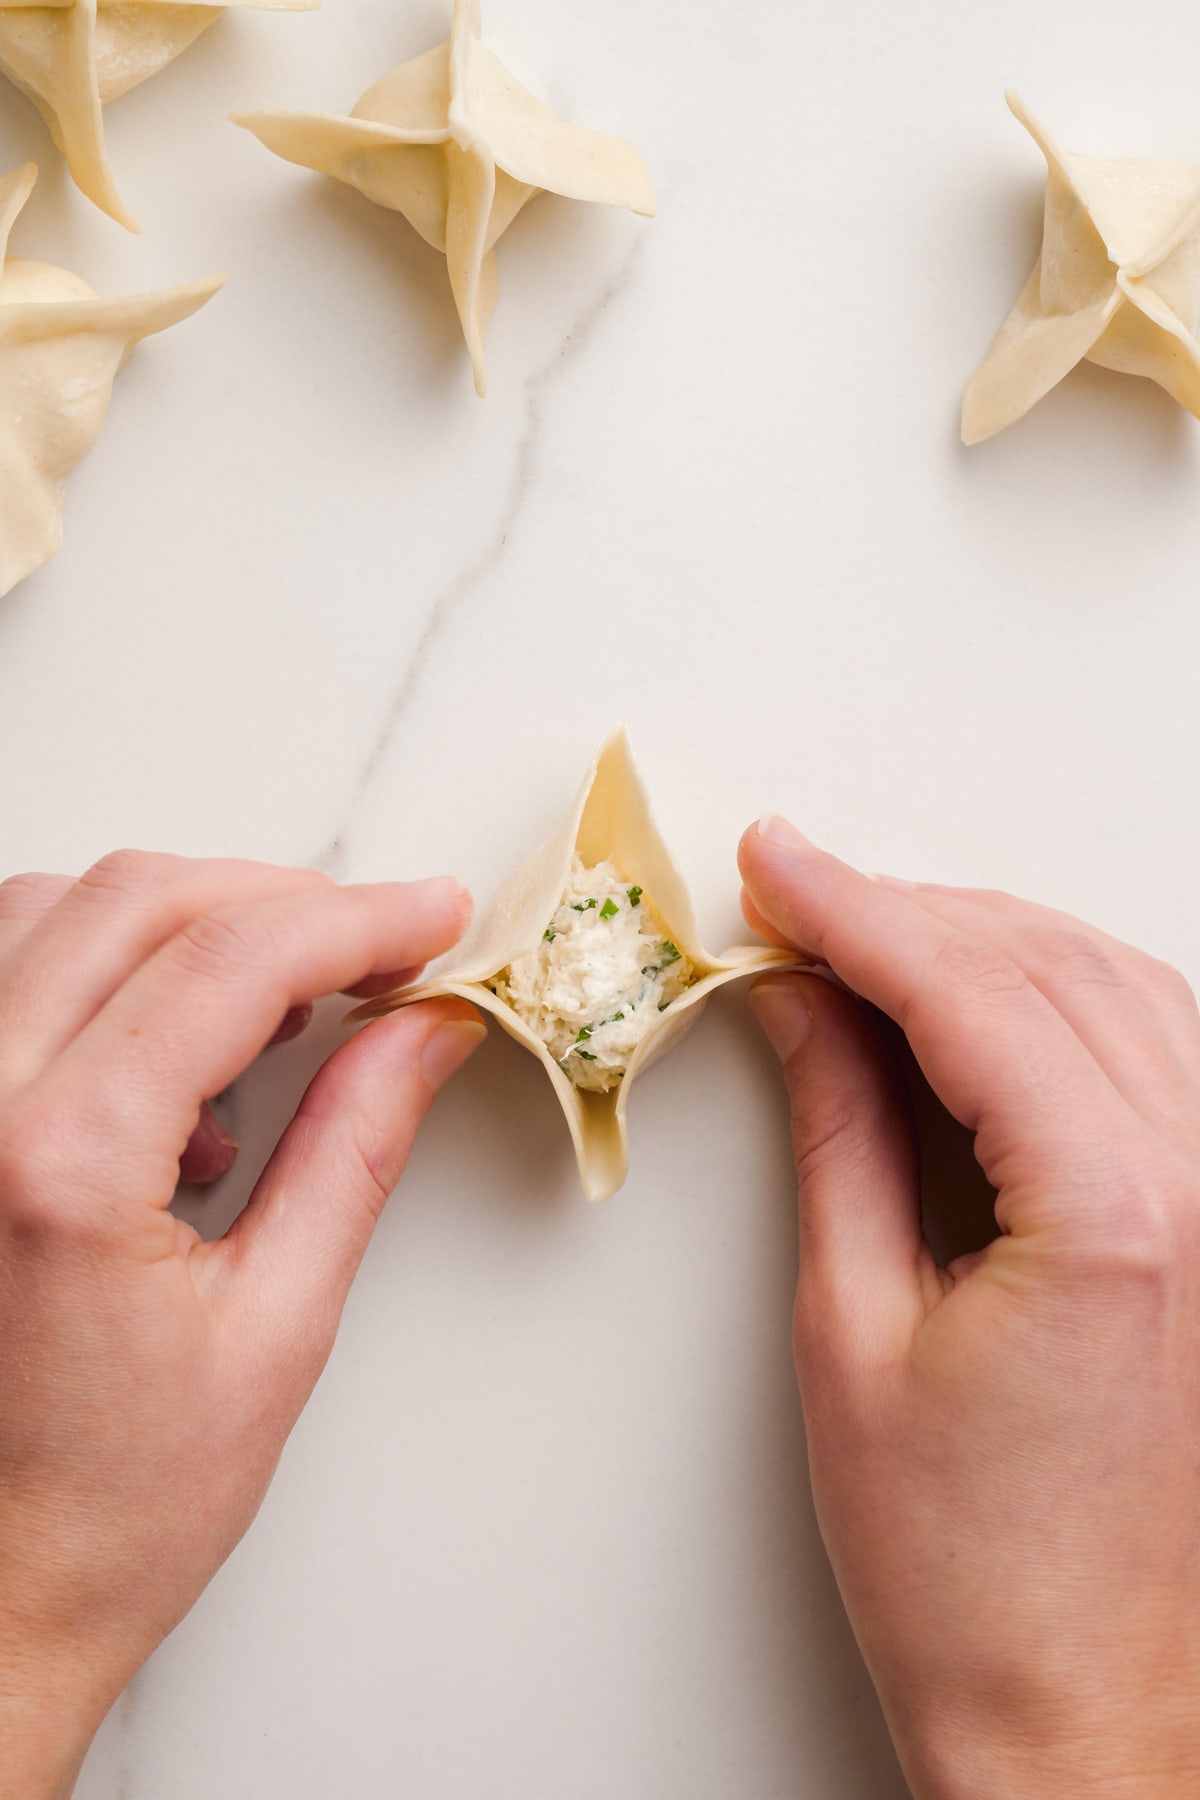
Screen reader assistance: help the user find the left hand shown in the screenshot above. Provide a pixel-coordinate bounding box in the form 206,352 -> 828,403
0,851 -> 483,1800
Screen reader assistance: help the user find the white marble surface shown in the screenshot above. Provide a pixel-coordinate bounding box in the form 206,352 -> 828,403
4,0 -> 1200,1793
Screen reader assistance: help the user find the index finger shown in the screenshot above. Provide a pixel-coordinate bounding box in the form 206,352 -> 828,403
739,818 -> 1143,1197
33,878 -> 472,1198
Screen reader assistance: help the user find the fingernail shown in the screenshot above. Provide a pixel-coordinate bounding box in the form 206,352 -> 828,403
420,1019 -> 487,1090
423,875 -> 472,913
179,1112 -> 239,1185
756,815 -> 812,850
749,978 -> 813,1065
269,1003 -> 314,1046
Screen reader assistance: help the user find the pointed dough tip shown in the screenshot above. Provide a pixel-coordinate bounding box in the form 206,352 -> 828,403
127,269 -> 228,336
229,109 -> 279,133
106,199 -> 142,235
82,172 -> 141,236
1004,90 -> 1042,139
236,10 -> 654,394
452,0 -> 482,41
1003,92 -> 1069,181
960,390 -> 995,447
0,248 -> 223,601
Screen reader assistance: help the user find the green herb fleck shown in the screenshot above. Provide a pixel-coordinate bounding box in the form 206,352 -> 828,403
577,1049 -> 597,1061
658,1000 -> 671,1012
627,886 -> 643,908
600,898 -> 619,920
572,898 -> 598,912
658,941 -> 682,967
575,1027 -> 593,1044
543,927 -> 557,942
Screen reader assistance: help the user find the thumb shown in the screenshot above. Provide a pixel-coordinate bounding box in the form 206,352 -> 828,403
209,999 -> 485,1377
750,973 -> 929,1367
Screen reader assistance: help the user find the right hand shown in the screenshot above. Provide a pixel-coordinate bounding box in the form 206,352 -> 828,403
739,815 -> 1200,1800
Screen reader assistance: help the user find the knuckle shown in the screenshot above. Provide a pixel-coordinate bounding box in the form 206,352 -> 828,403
1131,951 -> 1198,1013
1036,928 -> 1123,989
0,1102 -> 73,1229
171,908 -> 266,982
1083,1158 -> 1198,1281
791,1092 -> 865,1193
1128,1163 -> 1195,1248
347,1136 -> 395,1226
78,847 -> 163,900
291,1094 -> 396,1230
929,933 -> 1029,1002
0,871 -> 64,921
292,866 -> 334,892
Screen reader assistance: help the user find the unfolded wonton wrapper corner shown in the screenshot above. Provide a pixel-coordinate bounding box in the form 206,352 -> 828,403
0,162 -> 224,599
350,730 -> 795,1203
233,0 -> 655,396
963,91 -> 1200,443
0,0 -> 320,231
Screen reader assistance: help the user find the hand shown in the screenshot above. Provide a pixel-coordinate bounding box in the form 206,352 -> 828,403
0,853 -> 484,1800
739,816 -> 1200,1800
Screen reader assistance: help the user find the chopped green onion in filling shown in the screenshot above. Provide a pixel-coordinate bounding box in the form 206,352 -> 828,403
491,856 -> 696,1093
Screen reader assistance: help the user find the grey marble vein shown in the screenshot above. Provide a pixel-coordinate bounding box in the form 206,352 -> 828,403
313,236 -> 645,880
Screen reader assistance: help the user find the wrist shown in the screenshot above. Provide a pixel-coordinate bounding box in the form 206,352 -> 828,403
0,1695 -> 96,1800
0,1634 -> 122,1800
906,1748 -> 1195,1800
891,1696 -> 1200,1800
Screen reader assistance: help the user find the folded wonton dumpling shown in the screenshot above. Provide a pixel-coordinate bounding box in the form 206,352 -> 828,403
232,0 -> 655,397
350,729 -> 795,1202
0,162 -> 224,598
0,0 -> 320,231
963,92 -> 1200,443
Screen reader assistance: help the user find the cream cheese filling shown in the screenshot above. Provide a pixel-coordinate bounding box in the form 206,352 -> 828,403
493,856 -> 695,1093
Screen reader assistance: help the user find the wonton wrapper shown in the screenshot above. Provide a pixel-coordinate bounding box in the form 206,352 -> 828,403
350,729 -> 795,1203
0,162 -> 224,598
963,92 -> 1200,443
0,0 -> 319,232
233,0 -> 655,397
